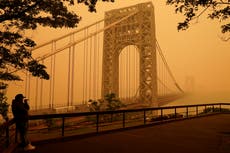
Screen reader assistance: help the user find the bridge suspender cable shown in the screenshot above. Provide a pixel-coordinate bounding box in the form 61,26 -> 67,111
83,29 -> 86,104
82,31 -> 85,104
32,19 -> 105,51
156,40 -> 176,83
71,34 -> 75,106
49,41 -> 56,108
134,46 -> 137,99
85,29 -> 88,103
25,71 -> 28,97
96,23 -> 100,99
67,33 -> 75,106
40,60 -> 44,109
9,11 -> 139,76
36,11 -> 139,61
93,31 -> 97,99
35,77 -> 38,110
156,39 -> 184,93
10,7 -> 187,109
126,47 -> 128,101
67,38 -> 71,106
89,36 -> 92,99
157,76 -> 173,93
128,46 -> 131,102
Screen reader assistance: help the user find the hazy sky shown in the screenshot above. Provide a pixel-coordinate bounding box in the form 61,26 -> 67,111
28,0 -> 230,94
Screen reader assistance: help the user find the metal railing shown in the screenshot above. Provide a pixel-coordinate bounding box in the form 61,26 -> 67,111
0,119 -> 16,152
1,102 -> 230,151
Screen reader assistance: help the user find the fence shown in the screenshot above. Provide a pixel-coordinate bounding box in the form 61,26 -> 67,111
1,102 -> 230,152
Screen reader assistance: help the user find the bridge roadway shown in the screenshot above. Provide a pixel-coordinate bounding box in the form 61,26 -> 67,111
12,114 -> 230,153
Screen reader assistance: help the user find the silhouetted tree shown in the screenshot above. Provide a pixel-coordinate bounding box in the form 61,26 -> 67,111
88,99 -> 104,112
166,0 -> 230,40
88,93 -> 124,112
105,93 -> 124,111
0,0 -> 114,119
0,83 -> 8,121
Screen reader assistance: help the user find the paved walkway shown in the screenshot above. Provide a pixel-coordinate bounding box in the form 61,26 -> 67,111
13,114 -> 230,153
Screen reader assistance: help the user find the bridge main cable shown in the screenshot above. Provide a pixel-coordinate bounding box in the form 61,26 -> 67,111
36,11 -> 139,61
156,39 -> 184,93
32,19 -> 105,51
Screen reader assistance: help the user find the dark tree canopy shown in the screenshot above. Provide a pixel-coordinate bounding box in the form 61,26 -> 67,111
166,0 -> 230,40
0,0 -> 114,118
1,0 -> 229,84
0,0 -> 114,82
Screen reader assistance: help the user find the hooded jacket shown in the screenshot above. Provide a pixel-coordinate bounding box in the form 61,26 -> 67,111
12,99 -> 30,123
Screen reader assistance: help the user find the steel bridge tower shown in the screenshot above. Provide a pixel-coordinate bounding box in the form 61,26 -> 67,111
102,2 -> 157,106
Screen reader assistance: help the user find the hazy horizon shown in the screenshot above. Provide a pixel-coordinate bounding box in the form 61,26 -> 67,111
32,0 -> 230,92
5,0 -> 230,108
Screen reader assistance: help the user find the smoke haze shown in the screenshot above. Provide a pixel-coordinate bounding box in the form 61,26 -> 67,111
7,0 -> 230,107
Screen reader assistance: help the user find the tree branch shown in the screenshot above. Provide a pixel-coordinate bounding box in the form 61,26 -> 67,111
0,1 -> 41,22
217,2 -> 230,5
196,4 -> 211,19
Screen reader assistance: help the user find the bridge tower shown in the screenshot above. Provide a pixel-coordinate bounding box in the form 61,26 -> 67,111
102,2 -> 157,106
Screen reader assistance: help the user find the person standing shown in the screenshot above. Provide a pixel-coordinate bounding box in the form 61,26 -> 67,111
11,94 -> 35,151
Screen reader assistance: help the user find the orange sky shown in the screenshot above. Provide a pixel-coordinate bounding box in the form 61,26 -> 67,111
29,0 -> 230,93
4,0 -> 230,109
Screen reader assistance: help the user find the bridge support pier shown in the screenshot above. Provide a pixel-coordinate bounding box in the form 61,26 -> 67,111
101,2 -> 158,107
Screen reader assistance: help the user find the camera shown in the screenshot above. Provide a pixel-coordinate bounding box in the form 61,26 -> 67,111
24,99 -> 29,103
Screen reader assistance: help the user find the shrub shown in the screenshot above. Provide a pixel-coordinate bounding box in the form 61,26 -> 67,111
0,92 -> 9,121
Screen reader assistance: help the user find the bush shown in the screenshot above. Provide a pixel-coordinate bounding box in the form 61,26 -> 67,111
0,92 -> 9,121
200,107 -> 230,115
150,113 -> 183,122
44,117 -> 56,130
88,93 -> 125,112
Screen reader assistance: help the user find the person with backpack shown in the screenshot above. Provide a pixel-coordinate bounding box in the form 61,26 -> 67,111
12,94 -> 35,151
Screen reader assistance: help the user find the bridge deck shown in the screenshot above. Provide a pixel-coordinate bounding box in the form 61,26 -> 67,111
12,114 -> 230,153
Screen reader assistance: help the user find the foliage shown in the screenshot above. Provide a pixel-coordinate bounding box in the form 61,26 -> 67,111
44,117 -> 56,130
0,0 -> 115,82
166,0 -> 230,40
0,83 -> 8,121
0,0 -> 114,118
88,93 -> 124,124
1,1 -> 74,81
150,113 -> 184,122
70,0 -> 115,12
200,106 -> 230,114
88,99 -> 104,112
88,93 -> 124,112
104,93 -> 124,111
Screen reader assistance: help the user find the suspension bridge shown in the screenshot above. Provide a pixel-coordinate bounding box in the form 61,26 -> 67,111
9,2 -> 184,111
